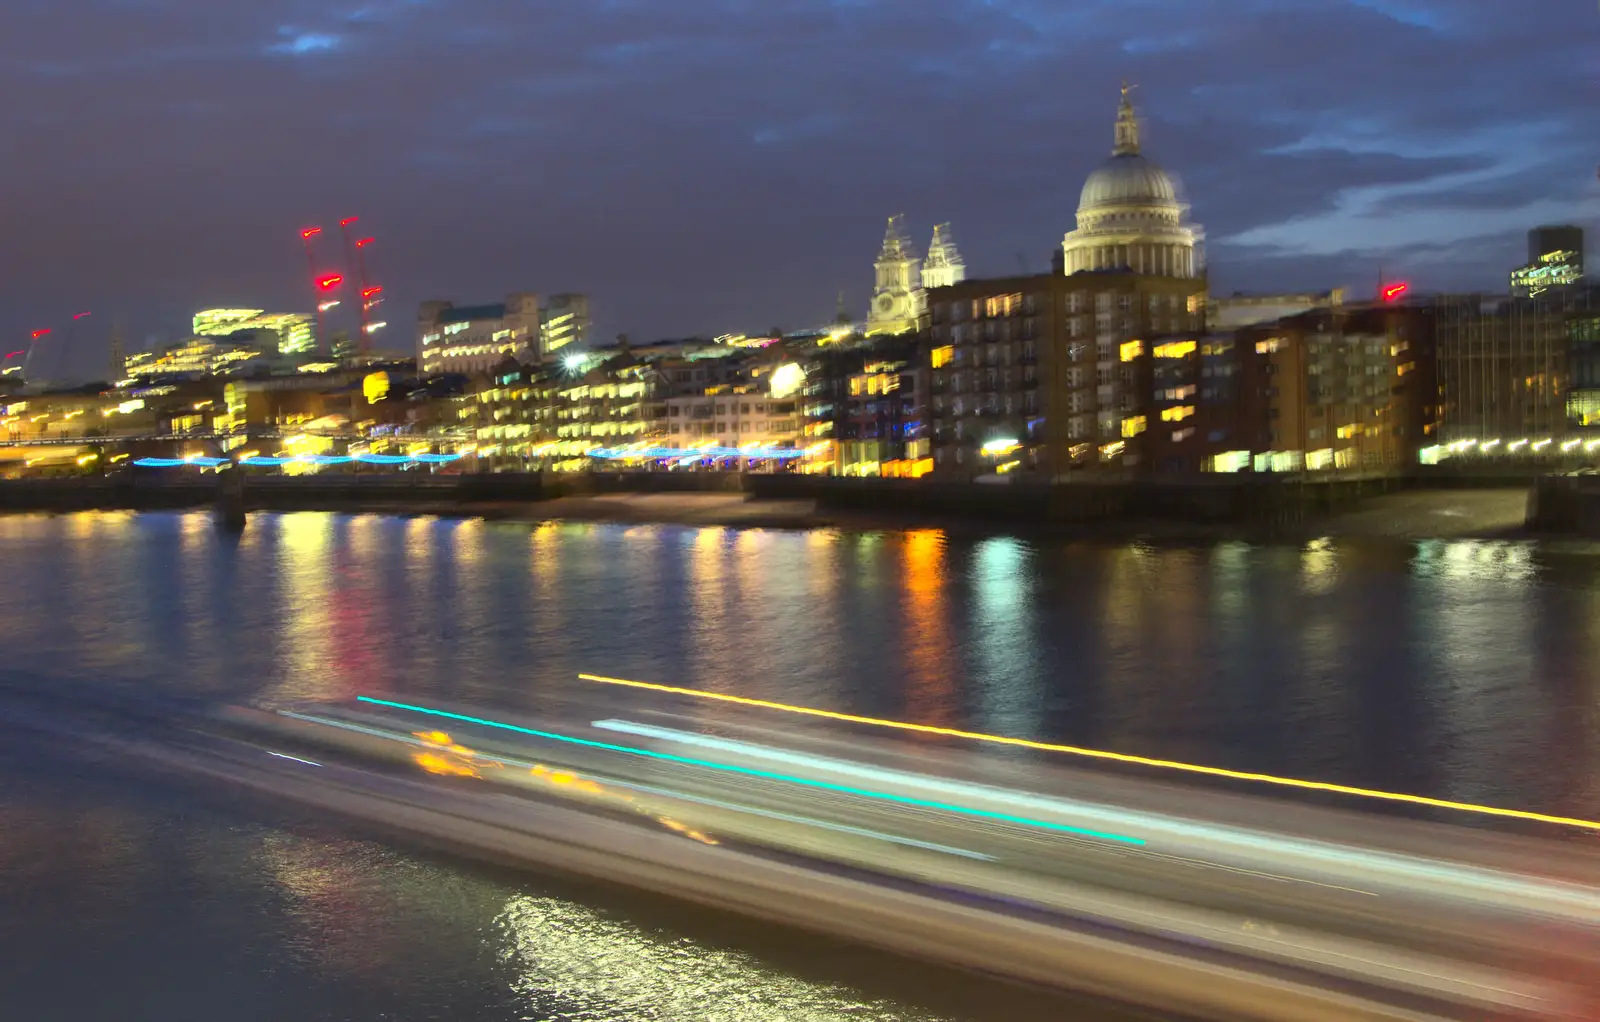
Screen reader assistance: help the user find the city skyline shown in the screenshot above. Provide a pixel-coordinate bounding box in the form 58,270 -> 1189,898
0,0 -> 1595,372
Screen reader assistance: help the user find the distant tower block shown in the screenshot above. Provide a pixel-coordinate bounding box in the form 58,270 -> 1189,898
922,223 -> 966,288
109,321 -> 126,383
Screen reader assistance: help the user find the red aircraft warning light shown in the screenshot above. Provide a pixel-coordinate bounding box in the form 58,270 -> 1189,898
361,286 -> 383,299
72,312 -> 91,320
301,227 -> 323,240
356,237 -> 375,248
316,274 -> 344,291
1382,282 -> 1409,302
340,217 -> 359,227
31,329 -> 51,339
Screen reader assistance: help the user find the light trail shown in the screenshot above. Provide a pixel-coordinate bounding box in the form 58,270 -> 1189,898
577,673 -> 1600,834
616,779 -> 996,861
352,696 -> 1146,846
265,750 -> 322,767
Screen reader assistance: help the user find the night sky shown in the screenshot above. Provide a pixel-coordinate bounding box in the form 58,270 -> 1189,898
1,0 -> 1595,377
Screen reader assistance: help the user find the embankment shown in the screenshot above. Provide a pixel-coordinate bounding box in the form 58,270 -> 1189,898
0,471 -> 1539,539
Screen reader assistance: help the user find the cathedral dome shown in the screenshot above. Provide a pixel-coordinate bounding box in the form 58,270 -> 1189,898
1078,153 -> 1177,211
1060,85 -> 1205,280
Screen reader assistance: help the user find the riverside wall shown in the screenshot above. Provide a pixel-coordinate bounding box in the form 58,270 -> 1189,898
0,469 -> 1422,528
1526,474 -> 1600,536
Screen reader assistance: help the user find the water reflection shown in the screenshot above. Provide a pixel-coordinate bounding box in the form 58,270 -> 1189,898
497,894 -> 953,1022
969,537 -> 1041,738
901,530 -> 956,726
0,511 -> 1596,817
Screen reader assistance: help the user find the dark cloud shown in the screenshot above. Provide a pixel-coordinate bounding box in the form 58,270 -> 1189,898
0,0 -> 1591,376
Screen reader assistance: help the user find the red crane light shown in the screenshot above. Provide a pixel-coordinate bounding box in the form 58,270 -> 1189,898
361,286 -> 383,299
1382,282 -> 1409,302
356,237 -> 375,248
31,329 -> 51,339
316,274 -> 343,291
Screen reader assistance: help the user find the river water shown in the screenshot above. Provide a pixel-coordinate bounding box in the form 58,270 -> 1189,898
3,510 -> 1599,1020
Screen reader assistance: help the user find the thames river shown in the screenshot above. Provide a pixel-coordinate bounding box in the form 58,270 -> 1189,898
3,511 -> 1600,1021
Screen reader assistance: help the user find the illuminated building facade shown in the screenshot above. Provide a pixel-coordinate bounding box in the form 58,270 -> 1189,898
836,349 -> 929,477
219,374 -> 369,434
538,294 -> 590,359
192,309 -> 314,354
552,362 -> 653,454
467,359 -> 563,460
1434,288 -> 1595,443
1568,292 -> 1600,433
926,271 -> 1204,477
418,293 -> 540,375
1221,306 -> 1436,473
123,337 -> 276,380
660,389 -> 801,452
865,215 -> 923,336
1510,226 -> 1583,298
1061,86 -> 1204,280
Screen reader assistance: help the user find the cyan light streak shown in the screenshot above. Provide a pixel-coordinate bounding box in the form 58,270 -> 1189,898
587,446 -> 804,460
354,695 -> 1146,846
132,452 -> 462,469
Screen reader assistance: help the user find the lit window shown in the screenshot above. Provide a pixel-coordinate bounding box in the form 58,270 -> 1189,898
1255,338 -> 1282,354
931,345 -> 954,368
983,293 -> 1023,317
1160,405 -> 1195,422
1120,340 -> 1143,362
1153,340 -> 1197,359
1121,415 -> 1146,438
1336,423 -> 1359,439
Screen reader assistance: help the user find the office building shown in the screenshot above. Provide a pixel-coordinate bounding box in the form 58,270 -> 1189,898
1510,226 -> 1584,297
417,293 -> 540,375
192,309 -> 315,355
538,294 -> 590,358
1434,289 -> 1593,442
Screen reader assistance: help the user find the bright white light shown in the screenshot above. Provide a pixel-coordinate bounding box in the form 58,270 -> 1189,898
318,300 -> 340,312
981,438 -> 1019,454
563,352 -> 588,371
364,321 -> 387,333
769,362 -> 805,399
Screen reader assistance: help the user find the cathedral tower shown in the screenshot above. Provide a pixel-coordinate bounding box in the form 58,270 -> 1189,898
865,215 -> 923,336
922,223 -> 966,289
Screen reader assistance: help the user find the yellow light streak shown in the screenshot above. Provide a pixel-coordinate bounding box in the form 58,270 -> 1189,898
576,673 -> 1600,833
